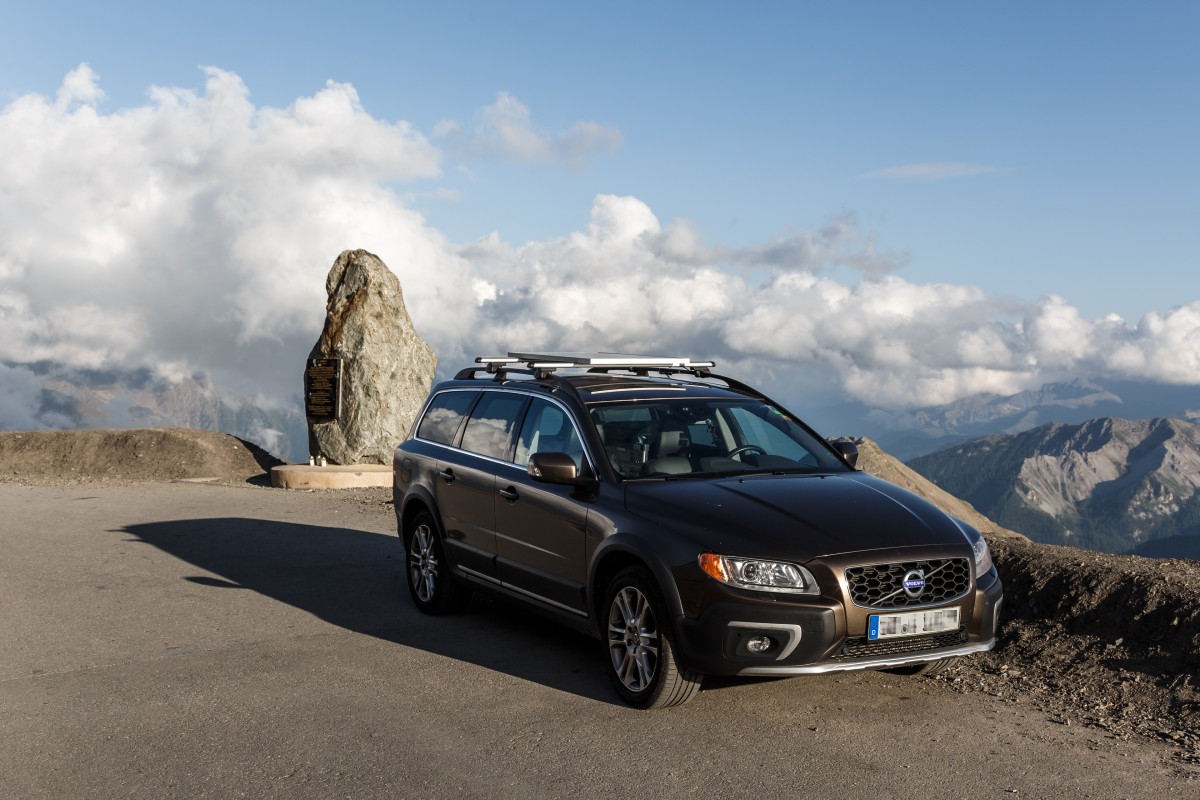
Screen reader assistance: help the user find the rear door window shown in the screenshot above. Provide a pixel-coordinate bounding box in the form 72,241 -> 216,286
460,391 -> 528,461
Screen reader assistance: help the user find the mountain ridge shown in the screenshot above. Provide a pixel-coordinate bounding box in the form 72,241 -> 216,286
908,416 -> 1200,554
859,378 -> 1200,460
4,362 -> 306,462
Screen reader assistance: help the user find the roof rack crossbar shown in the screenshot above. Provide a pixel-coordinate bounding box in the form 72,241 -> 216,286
468,356 -> 519,377
497,352 -> 717,374
459,352 -> 727,386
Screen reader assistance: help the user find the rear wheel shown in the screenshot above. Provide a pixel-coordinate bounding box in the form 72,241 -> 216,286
602,567 -> 701,708
405,511 -> 469,614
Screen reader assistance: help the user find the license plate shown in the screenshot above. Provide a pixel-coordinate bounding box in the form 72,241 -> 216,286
868,608 -> 960,640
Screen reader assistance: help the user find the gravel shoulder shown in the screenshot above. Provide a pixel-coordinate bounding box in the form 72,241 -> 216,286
3,427 -> 1197,765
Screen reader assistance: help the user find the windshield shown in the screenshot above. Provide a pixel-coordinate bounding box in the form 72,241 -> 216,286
588,398 -> 849,479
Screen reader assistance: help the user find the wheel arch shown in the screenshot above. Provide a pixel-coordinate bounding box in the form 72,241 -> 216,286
398,486 -> 441,544
589,537 -> 686,629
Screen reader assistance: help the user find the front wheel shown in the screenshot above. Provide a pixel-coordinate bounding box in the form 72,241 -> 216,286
602,567 -> 701,708
405,511 -> 469,614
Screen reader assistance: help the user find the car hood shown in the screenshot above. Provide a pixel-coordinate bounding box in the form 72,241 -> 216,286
623,471 -> 969,562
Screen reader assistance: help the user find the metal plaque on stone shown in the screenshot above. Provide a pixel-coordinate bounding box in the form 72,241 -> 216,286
305,358 -> 342,422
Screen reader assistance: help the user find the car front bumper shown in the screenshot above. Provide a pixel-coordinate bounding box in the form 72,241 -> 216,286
674,570 -> 1004,677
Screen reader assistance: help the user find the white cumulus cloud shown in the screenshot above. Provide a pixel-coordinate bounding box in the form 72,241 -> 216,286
459,196 -> 1200,409
0,64 -> 473,410
1,65 -> 1197,445
435,91 -> 622,167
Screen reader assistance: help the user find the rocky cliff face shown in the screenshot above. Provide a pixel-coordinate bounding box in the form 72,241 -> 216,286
907,417 -> 1200,554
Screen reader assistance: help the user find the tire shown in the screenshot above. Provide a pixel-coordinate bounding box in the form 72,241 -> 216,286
404,511 -> 469,615
886,656 -> 958,676
602,567 -> 702,708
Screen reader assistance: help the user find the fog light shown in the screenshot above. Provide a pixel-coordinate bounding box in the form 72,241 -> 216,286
746,635 -> 773,654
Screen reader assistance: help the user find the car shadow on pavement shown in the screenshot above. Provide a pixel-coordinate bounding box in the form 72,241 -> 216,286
121,517 -> 620,705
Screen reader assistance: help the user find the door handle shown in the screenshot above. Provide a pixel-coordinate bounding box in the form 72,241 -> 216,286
439,468 -> 456,484
498,486 -> 519,502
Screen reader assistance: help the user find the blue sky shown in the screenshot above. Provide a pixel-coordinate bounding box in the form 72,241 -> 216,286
5,1 -> 1195,319
1,1 -> 1198,442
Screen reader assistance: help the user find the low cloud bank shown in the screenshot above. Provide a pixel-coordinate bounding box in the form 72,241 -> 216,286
462,195 -> 1200,408
2,66 -> 1198,436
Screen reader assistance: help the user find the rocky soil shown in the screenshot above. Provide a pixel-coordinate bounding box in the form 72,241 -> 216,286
941,536 -> 1200,765
855,435 -> 1200,763
2,427 -> 1197,763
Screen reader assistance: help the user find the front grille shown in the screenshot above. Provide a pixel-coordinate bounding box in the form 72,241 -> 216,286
832,628 -> 967,661
845,557 -> 971,610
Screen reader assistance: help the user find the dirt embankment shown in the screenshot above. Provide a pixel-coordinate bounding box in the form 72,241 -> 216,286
2,427 -> 1197,760
947,537 -> 1199,762
851,435 -> 1199,758
0,428 -> 283,485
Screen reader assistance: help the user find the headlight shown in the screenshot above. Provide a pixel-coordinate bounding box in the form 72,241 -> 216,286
972,536 -> 994,576
698,553 -> 818,594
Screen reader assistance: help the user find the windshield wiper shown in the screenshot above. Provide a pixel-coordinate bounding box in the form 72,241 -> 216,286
734,467 -> 823,478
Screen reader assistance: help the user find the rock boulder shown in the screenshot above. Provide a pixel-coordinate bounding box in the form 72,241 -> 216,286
307,249 -> 436,465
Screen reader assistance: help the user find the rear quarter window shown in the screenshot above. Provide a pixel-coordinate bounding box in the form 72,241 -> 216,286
416,391 -> 477,445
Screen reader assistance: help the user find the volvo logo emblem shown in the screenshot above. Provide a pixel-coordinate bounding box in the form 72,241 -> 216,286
903,570 -> 926,597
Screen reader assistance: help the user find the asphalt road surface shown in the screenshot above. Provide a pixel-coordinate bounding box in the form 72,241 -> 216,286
2,482 -> 1195,799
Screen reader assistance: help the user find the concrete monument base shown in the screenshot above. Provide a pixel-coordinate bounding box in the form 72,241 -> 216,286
270,463 -> 392,490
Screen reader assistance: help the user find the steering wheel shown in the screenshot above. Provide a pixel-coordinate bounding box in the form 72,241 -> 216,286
728,445 -> 767,462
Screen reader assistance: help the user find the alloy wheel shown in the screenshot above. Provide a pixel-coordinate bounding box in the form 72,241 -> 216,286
409,523 -> 438,603
607,585 -> 660,692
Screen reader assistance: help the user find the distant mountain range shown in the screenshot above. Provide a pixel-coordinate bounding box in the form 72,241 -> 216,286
848,379 -> 1200,460
6,362 -> 308,462
907,417 -> 1200,556
8,362 -> 1200,560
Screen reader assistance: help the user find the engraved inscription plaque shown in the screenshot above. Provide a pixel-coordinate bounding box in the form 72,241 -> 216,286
305,358 -> 342,422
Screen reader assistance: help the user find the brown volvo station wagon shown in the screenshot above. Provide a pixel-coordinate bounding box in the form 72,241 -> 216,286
392,353 -> 1003,708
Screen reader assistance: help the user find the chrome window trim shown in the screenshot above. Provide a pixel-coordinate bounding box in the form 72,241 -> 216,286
412,387 -> 599,477
587,387 -> 689,394
415,438 -> 528,472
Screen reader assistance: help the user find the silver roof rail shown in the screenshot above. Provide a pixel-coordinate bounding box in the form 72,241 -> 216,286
505,352 -> 716,371
461,352 -> 717,381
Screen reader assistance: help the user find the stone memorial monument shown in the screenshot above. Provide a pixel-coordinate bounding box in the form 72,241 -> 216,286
306,249 -> 437,465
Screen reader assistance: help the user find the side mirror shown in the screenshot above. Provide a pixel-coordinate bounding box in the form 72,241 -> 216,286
528,452 -> 583,485
832,438 -> 859,468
